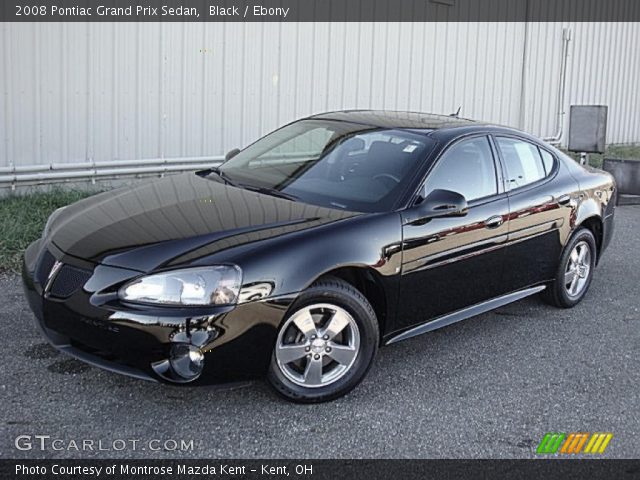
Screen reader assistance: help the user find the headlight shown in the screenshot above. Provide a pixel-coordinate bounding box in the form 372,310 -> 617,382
119,266 -> 242,306
43,206 -> 67,237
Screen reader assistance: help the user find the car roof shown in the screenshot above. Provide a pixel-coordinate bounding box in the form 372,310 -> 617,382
308,110 -> 540,144
308,110 -> 479,130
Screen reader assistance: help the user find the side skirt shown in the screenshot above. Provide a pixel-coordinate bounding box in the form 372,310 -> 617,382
385,285 -> 546,345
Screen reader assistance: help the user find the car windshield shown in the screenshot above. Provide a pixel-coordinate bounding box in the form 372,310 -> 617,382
215,119 -> 435,212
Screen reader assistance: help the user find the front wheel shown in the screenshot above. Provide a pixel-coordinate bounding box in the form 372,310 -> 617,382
267,277 -> 378,403
544,227 -> 597,308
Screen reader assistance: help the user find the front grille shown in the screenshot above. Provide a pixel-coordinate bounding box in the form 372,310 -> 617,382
49,264 -> 92,298
35,250 -> 56,285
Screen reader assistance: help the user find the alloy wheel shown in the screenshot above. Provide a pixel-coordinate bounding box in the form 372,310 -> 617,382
275,303 -> 360,388
564,240 -> 592,297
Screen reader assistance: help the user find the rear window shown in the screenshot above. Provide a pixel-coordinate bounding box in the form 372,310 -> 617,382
496,137 -> 552,189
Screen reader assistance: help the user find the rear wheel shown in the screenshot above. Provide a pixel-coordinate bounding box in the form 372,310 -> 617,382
544,227 -> 597,308
267,277 -> 378,403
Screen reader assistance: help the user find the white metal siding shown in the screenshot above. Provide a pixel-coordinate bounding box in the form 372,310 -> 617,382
521,22 -> 640,145
1,22 -> 639,168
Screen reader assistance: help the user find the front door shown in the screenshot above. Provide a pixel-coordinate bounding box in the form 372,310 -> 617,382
397,135 -> 510,331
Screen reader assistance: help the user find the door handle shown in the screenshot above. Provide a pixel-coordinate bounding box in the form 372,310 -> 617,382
556,194 -> 572,206
484,215 -> 504,229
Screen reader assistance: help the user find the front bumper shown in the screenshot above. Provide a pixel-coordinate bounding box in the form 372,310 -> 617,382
22,239 -> 293,385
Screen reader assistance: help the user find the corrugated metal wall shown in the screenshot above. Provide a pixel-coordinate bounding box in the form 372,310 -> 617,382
1,22 -> 639,168
522,22 -> 640,144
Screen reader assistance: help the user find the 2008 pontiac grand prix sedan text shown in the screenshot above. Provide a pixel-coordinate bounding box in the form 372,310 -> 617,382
22,111 -> 616,402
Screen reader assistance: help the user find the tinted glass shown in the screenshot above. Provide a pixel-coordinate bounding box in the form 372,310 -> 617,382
539,148 -> 555,175
218,120 -> 435,212
421,136 -> 498,202
496,137 -> 547,189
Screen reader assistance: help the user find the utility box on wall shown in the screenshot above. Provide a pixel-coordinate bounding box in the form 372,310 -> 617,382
568,105 -> 608,153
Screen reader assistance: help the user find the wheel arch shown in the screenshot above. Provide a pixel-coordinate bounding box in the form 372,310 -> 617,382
577,215 -> 603,263
313,266 -> 391,343
573,191 -> 605,263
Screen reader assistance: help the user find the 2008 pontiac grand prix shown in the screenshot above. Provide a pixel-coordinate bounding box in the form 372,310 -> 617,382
22,111 -> 616,403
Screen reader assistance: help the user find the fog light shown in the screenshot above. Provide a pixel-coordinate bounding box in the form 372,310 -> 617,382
169,344 -> 204,380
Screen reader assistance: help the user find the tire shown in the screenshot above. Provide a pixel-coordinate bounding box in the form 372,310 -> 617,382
544,227 -> 597,308
267,277 -> 379,403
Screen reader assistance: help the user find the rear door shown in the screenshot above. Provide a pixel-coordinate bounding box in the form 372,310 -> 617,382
397,135 -> 510,331
494,136 -> 577,288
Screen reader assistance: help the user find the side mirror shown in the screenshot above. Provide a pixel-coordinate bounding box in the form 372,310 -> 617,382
225,148 -> 241,161
403,189 -> 468,225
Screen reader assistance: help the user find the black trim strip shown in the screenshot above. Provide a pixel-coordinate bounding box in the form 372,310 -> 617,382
386,285 -> 546,345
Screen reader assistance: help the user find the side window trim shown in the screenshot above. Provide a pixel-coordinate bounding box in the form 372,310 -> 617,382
412,133 -> 504,207
492,134 -> 559,194
487,135 -> 507,195
537,145 -> 559,176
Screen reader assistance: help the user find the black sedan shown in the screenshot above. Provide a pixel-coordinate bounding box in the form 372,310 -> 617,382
22,111 -> 616,403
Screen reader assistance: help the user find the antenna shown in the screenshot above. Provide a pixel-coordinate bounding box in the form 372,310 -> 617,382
450,106 -> 462,117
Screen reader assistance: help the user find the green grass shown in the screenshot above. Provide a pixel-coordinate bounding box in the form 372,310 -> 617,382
562,144 -> 640,169
0,189 -> 95,272
606,144 -> 640,159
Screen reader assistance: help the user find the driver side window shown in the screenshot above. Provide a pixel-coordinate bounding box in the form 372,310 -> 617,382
420,136 -> 498,203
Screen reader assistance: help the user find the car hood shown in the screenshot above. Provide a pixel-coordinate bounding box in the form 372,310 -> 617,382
49,172 -> 357,272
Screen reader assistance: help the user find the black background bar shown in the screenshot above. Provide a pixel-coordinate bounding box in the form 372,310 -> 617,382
3,459 -> 640,480
3,0 -> 640,22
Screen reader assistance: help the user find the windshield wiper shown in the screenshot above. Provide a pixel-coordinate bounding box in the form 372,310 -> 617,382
203,167 -> 298,201
206,166 -> 236,186
240,185 -> 299,201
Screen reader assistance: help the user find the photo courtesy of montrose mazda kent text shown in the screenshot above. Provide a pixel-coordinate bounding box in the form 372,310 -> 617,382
22,111 -> 616,403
